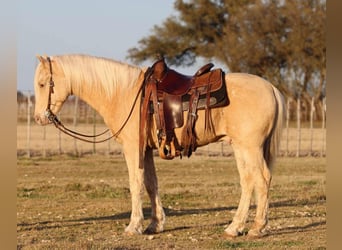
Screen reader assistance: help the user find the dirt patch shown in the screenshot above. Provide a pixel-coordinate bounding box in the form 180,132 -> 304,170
17,155 -> 326,249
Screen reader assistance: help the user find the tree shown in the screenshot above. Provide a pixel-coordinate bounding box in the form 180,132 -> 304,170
127,0 -> 326,110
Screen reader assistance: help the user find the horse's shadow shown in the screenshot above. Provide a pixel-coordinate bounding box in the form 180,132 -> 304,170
17,198 -> 326,236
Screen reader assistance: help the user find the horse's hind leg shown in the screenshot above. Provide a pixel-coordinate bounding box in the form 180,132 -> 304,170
143,147 -> 165,234
224,145 -> 255,237
248,151 -> 271,237
224,145 -> 270,238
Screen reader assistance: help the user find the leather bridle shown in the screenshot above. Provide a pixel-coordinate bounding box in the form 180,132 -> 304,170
43,57 -> 141,143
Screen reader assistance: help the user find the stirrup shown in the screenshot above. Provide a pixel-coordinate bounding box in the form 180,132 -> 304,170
159,136 -> 177,160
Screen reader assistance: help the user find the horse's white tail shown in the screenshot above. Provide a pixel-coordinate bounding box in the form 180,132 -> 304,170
263,86 -> 285,170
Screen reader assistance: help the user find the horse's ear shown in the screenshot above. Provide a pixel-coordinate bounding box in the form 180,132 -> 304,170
36,55 -> 45,63
36,55 -> 52,63
36,55 -> 52,69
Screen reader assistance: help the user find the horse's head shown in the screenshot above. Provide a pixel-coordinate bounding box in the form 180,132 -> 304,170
34,55 -> 69,125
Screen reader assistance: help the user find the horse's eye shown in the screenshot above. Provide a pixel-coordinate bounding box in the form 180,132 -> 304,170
39,83 -> 44,88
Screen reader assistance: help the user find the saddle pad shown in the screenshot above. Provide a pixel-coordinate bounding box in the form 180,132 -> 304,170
182,79 -> 229,111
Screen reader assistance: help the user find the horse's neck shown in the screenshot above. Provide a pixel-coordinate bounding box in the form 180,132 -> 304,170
74,85 -> 110,118
69,69 -> 143,130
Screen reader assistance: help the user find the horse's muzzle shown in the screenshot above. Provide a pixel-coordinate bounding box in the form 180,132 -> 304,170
34,113 -> 50,125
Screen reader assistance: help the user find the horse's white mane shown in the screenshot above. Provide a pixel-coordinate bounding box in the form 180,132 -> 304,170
53,54 -> 142,99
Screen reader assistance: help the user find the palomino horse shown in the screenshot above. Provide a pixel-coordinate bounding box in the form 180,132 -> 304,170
34,54 -> 285,238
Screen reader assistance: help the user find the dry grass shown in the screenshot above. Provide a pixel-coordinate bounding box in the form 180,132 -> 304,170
17,155 -> 326,249
17,122 -> 326,248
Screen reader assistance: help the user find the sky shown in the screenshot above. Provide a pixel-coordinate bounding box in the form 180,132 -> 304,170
17,0 -> 206,92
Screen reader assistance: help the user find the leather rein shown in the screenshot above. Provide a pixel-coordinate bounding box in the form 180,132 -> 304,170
44,57 -> 142,143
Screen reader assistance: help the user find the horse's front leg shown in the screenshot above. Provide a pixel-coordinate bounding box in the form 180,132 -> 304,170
123,147 -> 145,235
143,147 -> 165,234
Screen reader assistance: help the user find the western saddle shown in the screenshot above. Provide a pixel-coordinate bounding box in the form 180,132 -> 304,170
140,57 -> 228,165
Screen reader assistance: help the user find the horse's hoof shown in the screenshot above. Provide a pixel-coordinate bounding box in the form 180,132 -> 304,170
124,226 -> 143,236
222,232 -> 238,239
144,228 -> 157,235
143,218 -> 165,235
123,231 -> 137,237
247,229 -> 267,238
144,224 -> 164,235
223,228 -> 241,238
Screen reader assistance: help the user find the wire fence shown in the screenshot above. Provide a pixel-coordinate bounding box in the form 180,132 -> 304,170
17,93 -> 326,158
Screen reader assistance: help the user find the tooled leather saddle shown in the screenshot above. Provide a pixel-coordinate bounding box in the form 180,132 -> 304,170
139,57 -> 228,165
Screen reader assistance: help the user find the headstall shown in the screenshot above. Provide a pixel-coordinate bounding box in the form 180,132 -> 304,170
44,57 -> 115,143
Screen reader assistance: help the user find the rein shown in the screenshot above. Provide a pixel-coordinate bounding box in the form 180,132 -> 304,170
44,57 -> 142,143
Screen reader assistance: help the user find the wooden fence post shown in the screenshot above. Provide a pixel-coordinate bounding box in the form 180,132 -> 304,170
296,97 -> 301,157
93,109 -> 96,154
107,136 -> 111,156
58,112 -> 62,155
43,126 -> 46,157
26,91 -> 31,158
73,97 -> 79,156
310,97 -> 315,156
286,98 -> 290,156
321,98 -> 326,157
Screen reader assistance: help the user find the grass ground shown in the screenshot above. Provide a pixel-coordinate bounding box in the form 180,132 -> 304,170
17,155 -> 326,249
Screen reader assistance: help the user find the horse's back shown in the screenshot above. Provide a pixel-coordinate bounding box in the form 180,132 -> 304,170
213,73 -> 279,145
226,73 -> 276,98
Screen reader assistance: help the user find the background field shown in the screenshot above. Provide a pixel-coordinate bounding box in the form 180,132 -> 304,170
17,94 -> 326,158
17,100 -> 326,249
17,155 -> 326,249
17,123 -> 326,158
